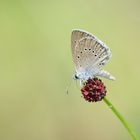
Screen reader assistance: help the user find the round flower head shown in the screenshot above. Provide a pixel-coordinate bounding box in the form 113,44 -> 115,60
81,78 -> 106,102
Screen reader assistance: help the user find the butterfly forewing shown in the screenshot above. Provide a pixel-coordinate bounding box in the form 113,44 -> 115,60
71,29 -> 95,63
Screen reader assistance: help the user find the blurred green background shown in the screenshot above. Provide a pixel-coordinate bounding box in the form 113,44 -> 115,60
0,0 -> 140,140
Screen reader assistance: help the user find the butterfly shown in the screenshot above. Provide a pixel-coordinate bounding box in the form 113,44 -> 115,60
71,29 -> 115,82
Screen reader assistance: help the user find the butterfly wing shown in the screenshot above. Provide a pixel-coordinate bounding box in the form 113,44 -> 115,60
71,29 -> 95,63
71,29 -> 114,80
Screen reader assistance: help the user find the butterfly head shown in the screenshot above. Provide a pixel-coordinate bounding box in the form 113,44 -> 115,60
73,71 -> 92,81
73,73 -> 80,80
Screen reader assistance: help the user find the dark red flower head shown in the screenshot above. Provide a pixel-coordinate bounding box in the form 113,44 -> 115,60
81,77 -> 106,102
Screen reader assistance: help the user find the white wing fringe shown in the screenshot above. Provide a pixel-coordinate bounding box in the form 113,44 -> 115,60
97,70 -> 115,80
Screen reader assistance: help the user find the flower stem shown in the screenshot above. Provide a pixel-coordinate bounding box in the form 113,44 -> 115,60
103,97 -> 139,140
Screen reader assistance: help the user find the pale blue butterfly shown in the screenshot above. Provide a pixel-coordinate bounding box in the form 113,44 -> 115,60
71,29 -> 115,82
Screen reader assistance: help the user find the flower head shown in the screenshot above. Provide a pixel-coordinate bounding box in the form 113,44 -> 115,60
81,77 -> 106,102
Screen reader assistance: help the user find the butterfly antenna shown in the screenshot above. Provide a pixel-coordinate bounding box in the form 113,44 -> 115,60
75,80 -> 84,91
75,80 -> 80,90
65,78 -> 73,94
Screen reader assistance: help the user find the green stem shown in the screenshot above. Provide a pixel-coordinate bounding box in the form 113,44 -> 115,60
103,97 -> 139,140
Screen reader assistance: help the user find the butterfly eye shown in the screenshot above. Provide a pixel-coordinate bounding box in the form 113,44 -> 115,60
89,49 -> 91,51
77,56 -> 80,58
92,51 -> 94,53
95,54 -> 97,57
84,48 -> 87,51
